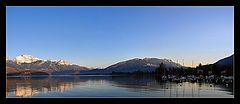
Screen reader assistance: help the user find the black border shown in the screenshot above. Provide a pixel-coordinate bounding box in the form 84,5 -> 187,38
4,0 -> 235,6
1,0 -> 239,104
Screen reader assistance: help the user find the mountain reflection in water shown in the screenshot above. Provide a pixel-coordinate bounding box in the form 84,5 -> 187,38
7,77 -> 75,97
6,76 -> 233,98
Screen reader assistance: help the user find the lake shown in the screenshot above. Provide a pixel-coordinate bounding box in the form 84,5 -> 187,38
6,75 -> 233,98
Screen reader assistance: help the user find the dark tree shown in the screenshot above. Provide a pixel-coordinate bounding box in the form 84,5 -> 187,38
155,62 -> 165,76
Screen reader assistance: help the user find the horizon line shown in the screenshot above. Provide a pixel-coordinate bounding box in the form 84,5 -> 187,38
6,53 -> 234,69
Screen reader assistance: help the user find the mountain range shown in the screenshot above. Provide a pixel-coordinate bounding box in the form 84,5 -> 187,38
6,55 -> 89,75
6,54 -> 233,75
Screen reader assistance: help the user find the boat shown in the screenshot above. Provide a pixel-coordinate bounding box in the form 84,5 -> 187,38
180,76 -> 186,82
173,77 -> 181,83
222,76 -> 233,84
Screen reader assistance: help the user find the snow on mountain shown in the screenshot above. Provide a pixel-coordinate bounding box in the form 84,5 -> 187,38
104,58 -> 185,73
6,55 -> 89,75
56,60 -> 71,65
12,55 -> 72,65
79,58 -> 186,75
14,55 -> 42,64
7,55 -> 186,75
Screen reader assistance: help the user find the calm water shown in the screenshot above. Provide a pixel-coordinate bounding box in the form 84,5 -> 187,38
6,75 -> 233,98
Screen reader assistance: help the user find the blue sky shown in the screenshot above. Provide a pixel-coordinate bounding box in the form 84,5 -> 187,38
6,6 -> 234,68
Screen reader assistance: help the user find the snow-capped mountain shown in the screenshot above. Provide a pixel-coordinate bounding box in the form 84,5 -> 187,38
6,55 -> 89,75
104,58 -> 185,73
79,58 -> 186,74
14,55 -> 42,64
12,55 -> 72,65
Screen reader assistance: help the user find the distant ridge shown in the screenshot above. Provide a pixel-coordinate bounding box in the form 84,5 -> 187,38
105,58 -> 185,72
80,58 -> 186,74
7,54 -> 234,75
214,54 -> 233,66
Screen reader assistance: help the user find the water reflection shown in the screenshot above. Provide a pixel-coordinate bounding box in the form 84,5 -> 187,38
6,76 -> 233,98
7,77 -> 75,97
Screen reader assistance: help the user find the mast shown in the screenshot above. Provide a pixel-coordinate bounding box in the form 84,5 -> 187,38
182,59 -> 184,66
192,60 -> 194,68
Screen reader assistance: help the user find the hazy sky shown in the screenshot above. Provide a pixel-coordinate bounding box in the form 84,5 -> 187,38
7,6 -> 234,68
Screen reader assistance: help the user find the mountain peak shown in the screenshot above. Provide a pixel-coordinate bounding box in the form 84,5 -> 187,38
14,54 -> 42,64
105,57 -> 185,73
